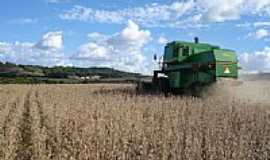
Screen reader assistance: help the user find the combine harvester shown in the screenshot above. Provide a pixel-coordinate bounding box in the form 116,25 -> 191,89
137,37 -> 240,95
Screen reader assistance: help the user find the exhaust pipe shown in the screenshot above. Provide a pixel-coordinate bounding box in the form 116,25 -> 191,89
194,37 -> 199,44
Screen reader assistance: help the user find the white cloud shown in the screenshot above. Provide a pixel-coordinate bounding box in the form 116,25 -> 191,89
0,31 -> 69,66
158,36 -> 168,45
60,1 -> 201,28
88,32 -> 105,39
47,0 -> 70,3
199,0 -> 243,22
239,47 -> 270,73
8,18 -> 38,24
236,21 -> 270,28
247,0 -> 270,13
254,21 -> 270,27
60,0 -> 270,27
248,29 -> 269,39
200,0 -> 270,22
35,31 -> 63,50
72,20 -> 152,73
201,0 -> 270,22
76,42 -> 109,60
120,20 -> 151,47
236,23 -> 252,28
0,42 -> 10,53
0,26 -> 152,73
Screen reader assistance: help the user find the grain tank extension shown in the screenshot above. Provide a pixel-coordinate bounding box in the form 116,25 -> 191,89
138,38 -> 240,94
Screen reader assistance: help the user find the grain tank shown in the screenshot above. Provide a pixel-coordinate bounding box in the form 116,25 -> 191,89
147,38 -> 239,94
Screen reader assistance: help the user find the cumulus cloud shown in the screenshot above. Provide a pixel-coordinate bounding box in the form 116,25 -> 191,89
60,0 -> 270,27
0,27 -> 152,73
247,0 -> 270,13
76,42 -> 109,61
239,47 -> 270,73
72,20 -> 152,73
199,0 -> 243,22
248,29 -> 269,39
199,0 -> 270,22
0,31 -> 69,66
35,31 -> 63,50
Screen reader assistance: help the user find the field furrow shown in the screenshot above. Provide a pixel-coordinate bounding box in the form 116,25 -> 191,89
0,87 -> 28,160
2,98 -> 19,137
32,90 -> 58,159
15,91 -> 33,160
0,98 -> 19,159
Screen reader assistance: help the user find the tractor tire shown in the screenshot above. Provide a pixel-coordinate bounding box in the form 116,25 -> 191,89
158,77 -> 169,96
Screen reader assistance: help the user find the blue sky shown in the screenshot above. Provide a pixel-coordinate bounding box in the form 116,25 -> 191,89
1,0 -> 270,74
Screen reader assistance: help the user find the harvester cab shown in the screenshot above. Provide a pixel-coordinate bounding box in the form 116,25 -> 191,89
137,38 -> 240,95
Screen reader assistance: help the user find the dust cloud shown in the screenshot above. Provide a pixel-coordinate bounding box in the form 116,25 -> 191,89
203,79 -> 270,105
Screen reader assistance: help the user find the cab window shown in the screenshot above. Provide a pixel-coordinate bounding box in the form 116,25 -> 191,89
173,46 -> 179,57
182,47 -> 189,56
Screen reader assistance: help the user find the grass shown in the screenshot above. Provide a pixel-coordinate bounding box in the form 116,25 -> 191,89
0,84 -> 269,160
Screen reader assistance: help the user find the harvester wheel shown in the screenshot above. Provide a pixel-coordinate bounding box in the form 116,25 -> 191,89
136,80 -> 157,94
190,84 -> 201,97
158,77 -> 169,95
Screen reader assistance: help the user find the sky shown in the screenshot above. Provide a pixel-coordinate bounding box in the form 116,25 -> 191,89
1,0 -> 270,74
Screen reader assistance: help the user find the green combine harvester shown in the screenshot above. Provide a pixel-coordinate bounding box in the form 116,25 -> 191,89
137,38 -> 240,95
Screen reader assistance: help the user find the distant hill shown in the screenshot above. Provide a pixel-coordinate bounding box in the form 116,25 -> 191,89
0,62 -> 142,84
